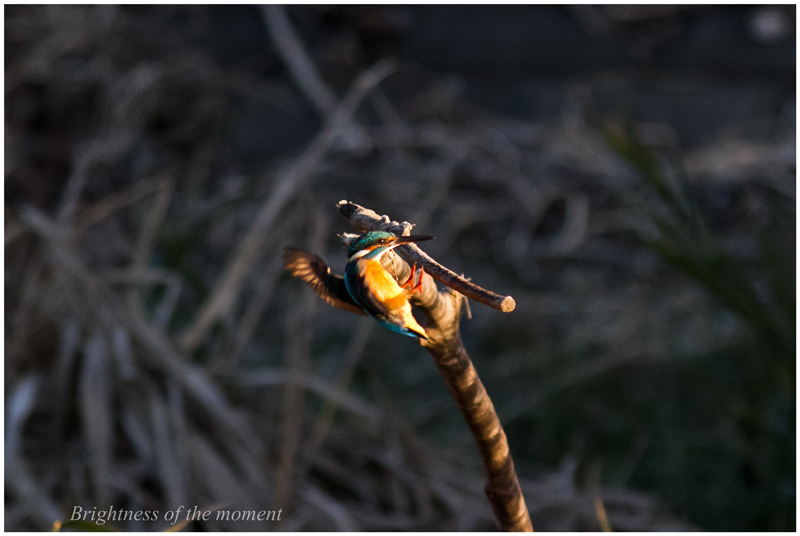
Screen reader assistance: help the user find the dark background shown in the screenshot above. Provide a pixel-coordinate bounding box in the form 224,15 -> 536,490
5,5 -> 795,531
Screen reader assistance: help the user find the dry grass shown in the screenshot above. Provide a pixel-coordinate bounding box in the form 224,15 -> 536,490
5,5 -> 793,531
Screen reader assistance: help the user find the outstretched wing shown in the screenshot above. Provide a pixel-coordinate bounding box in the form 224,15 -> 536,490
283,247 -> 366,316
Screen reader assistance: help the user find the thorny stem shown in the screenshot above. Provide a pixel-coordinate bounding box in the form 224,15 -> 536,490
338,202 -> 532,532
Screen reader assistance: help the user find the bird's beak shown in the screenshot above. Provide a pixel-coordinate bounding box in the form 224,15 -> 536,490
391,235 -> 434,246
384,234 -> 434,252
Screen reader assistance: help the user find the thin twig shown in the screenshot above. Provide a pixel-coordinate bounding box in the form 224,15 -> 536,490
4,215 -> 26,247
6,377 -> 63,529
276,212 -> 326,511
126,176 -> 176,325
261,5 -> 337,116
56,133 -> 137,226
297,317 -> 374,479
97,268 -> 183,328
337,200 -> 516,312
228,254 -> 285,363
303,485 -> 359,531
224,209 -> 304,367
594,496 -> 613,532
180,60 -> 395,351
131,176 -> 173,269
72,174 -> 165,237
235,368 -> 382,424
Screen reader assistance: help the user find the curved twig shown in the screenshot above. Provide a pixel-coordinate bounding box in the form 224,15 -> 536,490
337,201 -> 516,312
261,5 -> 337,116
336,202 -> 532,531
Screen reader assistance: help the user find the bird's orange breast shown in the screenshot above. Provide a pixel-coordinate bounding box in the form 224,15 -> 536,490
360,259 -> 410,311
357,258 -> 427,338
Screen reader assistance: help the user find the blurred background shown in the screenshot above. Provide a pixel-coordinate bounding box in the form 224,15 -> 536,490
4,4 -> 795,531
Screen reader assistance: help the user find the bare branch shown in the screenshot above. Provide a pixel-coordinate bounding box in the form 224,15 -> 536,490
334,202 -> 532,532
337,200 -> 516,312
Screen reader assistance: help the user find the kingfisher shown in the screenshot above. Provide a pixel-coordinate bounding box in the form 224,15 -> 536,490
283,231 -> 433,339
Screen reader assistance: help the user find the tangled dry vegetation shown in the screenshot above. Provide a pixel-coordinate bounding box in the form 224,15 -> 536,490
5,5 -> 794,531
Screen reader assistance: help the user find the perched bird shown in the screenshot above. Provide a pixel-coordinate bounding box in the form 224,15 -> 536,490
283,231 -> 433,339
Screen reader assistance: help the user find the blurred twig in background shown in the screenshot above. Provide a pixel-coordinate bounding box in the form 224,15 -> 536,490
261,5 -> 338,117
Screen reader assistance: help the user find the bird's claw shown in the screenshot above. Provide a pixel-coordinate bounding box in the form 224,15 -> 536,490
401,264 -> 425,293
401,263 -> 416,289
413,267 -> 425,293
